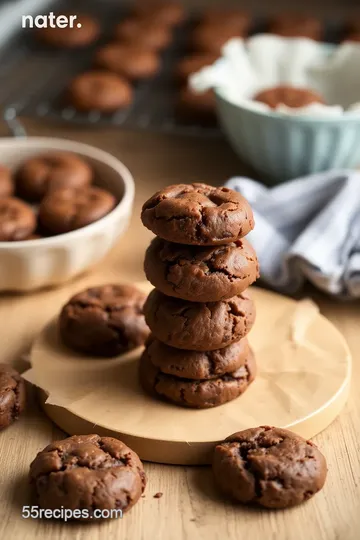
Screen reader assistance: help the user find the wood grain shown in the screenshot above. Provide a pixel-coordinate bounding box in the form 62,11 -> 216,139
0,118 -> 359,540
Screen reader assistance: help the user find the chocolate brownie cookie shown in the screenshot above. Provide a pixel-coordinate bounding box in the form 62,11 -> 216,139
176,87 -> 217,125
254,86 -> 325,109
59,284 -> 149,357
39,186 -> 116,235
140,344 -> 256,408
133,0 -> 185,27
191,24 -> 244,54
0,363 -> 26,430
269,14 -> 322,40
0,197 -> 36,241
16,152 -> 93,203
175,53 -> 219,84
141,183 -> 254,245
144,289 -> 255,351
67,71 -> 133,112
30,434 -> 146,517
94,44 -> 160,81
37,13 -> 100,48
213,426 -> 327,508
144,237 -> 259,302
114,19 -> 172,51
0,166 -> 13,198
145,335 -> 252,379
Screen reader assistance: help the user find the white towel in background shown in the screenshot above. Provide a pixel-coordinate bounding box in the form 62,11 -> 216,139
226,171 -> 360,298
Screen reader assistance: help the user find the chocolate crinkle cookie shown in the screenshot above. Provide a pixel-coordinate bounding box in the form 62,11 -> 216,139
0,363 -> 26,430
29,434 -> 146,518
213,426 -> 327,508
141,183 -> 254,245
140,343 -> 256,408
59,284 -> 150,357
16,152 -> 93,203
144,289 -> 255,351
145,336 -> 252,379
39,185 -> 116,235
144,236 -> 259,302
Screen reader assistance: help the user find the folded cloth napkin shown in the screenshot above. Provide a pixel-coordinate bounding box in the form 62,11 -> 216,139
226,171 -> 360,298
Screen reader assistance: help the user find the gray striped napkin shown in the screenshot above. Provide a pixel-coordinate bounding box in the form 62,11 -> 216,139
226,170 -> 360,298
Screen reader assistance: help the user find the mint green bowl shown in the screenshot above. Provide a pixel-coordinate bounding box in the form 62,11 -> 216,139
216,90 -> 360,183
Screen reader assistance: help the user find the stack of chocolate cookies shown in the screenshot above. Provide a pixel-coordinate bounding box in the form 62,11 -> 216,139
140,183 -> 259,409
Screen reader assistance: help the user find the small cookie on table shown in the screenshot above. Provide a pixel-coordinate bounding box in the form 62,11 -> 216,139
29,434 -> 146,518
0,363 -> 26,430
213,426 -> 327,508
66,71 -> 133,113
16,152 -> 93,203
59,284 -> 149,357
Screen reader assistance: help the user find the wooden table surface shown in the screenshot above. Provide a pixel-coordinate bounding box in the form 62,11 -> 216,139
0,119 -> 359,540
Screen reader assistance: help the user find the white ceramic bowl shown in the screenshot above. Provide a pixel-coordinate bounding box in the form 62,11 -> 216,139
0,137 -> 135,292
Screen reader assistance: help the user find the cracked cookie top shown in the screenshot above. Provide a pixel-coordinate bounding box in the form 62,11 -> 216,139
143,289 -> 255,351
141,183 -> 254,245
39,186 -> 116,235
140,344 -> 256,408
30,434 -> 146,516
16,152 -> 93,203
0,363 -> 26,430
213,426 -> 327,508
59,284 -> 150,357
145,335 -> 251,379
144,236 -> 259,302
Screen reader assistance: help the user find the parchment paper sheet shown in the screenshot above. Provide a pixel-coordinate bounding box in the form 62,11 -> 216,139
23,285 -> 350,443
190,35 -> 360,117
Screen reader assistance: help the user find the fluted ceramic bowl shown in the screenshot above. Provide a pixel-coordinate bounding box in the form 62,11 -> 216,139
0,137 -> 134,292
216,90 -> 360,183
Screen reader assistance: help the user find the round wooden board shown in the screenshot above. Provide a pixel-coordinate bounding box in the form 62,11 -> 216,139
28,283 -> 351,465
